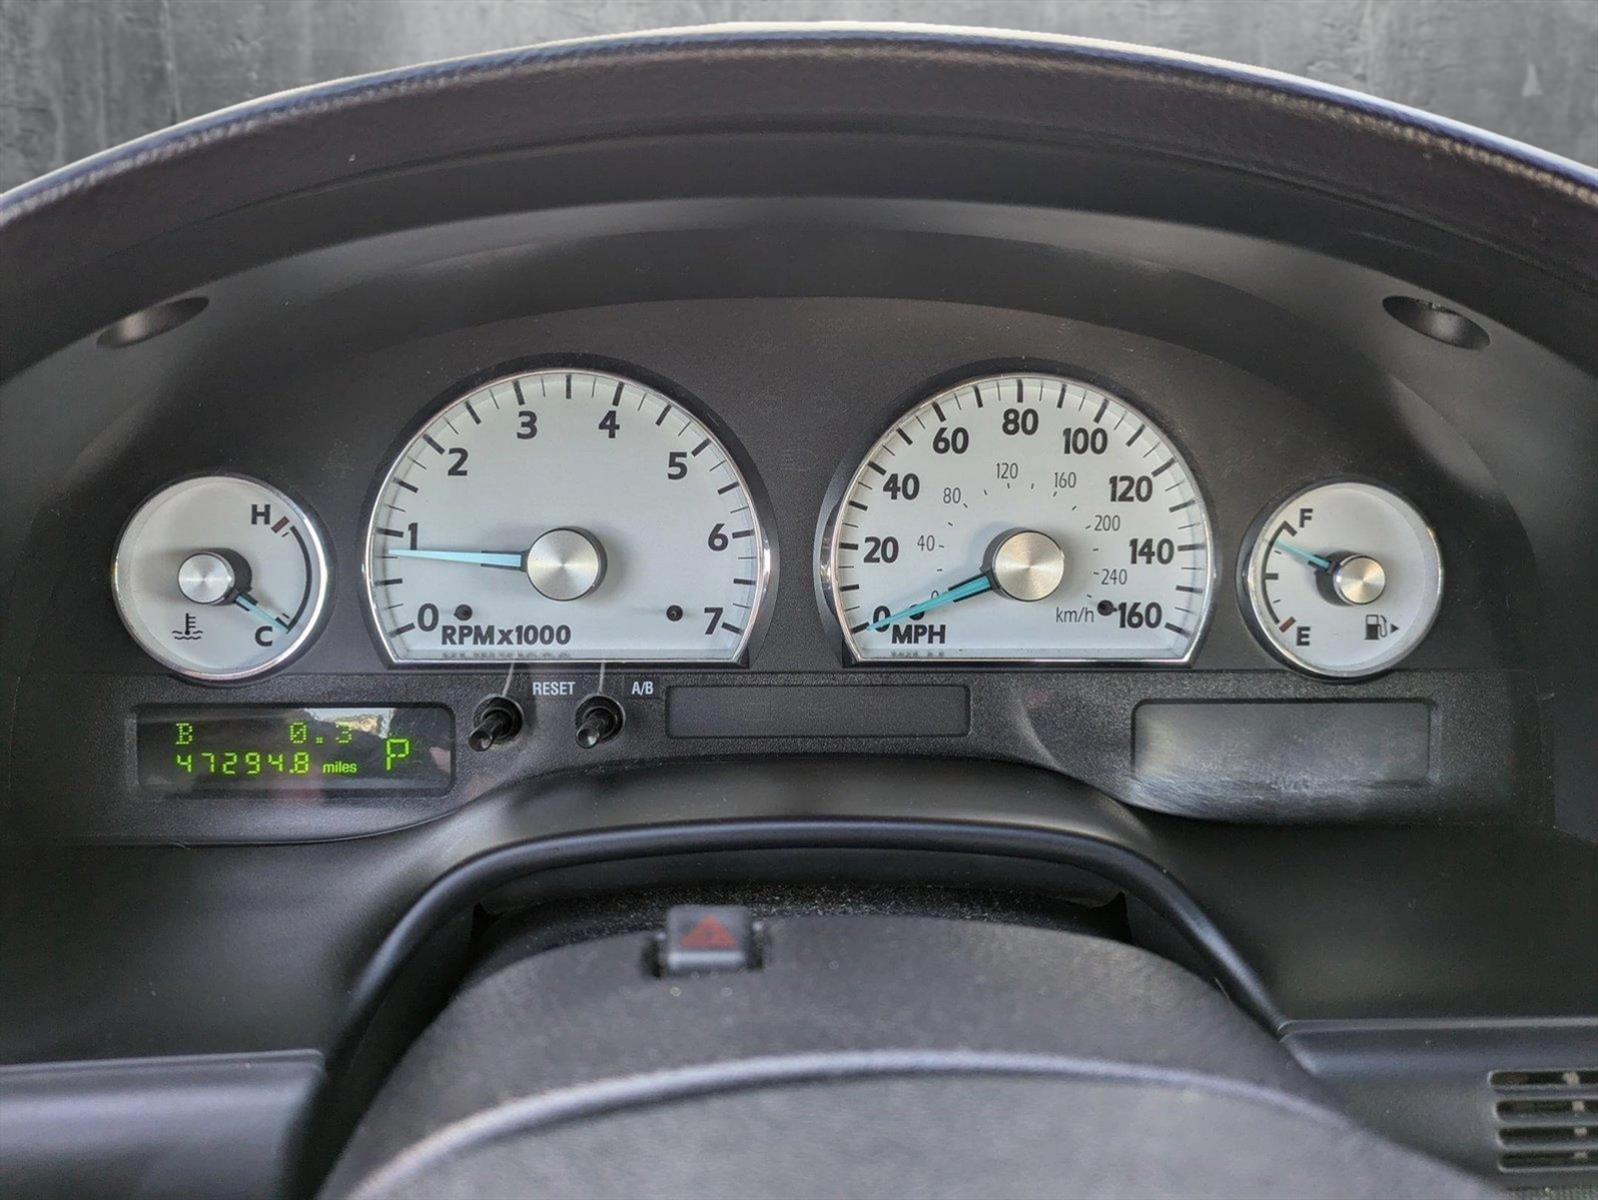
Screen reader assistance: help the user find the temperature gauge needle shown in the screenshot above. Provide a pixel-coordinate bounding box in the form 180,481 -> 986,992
869,573 -> 993,631
234,591 -> 290,630
389,548 -> 525,569
1275,539 -> 1332,571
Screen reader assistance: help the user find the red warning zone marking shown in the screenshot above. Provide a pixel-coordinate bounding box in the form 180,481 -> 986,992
680,916 -> 738,950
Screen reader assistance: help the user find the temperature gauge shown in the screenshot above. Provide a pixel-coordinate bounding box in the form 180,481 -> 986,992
1242,481 -> 1442,678
112,475 -> 330,681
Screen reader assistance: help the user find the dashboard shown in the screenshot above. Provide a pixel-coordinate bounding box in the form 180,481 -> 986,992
1,27 -> 1596,1198
6,282 -> 1545,840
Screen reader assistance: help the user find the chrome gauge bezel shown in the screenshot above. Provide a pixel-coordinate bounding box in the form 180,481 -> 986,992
1237,477 -> 1445,679
361,365 -> 775,667
111,473 -> 333,683
821,369 -> 1218,665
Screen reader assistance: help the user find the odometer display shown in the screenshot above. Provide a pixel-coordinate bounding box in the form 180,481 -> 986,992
136,705 -> 453,794
365,369 -> 769,663
826,372 -> 1213,661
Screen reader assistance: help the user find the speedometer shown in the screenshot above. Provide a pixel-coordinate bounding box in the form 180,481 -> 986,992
365,368 -> 770,662
824,372 -> 1213,661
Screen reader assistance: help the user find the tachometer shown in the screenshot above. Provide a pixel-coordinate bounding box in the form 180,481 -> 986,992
824,372 -> 1213,661
365,368 -> 769,662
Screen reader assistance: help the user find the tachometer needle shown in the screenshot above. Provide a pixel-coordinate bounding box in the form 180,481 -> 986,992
390,548 -> 525,569
234,591 -> 290,630
869,573 -> 993,631
1275,539 -> 1333,571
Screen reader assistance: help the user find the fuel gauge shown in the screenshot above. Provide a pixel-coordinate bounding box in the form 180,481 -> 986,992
1242,481 -> 1442,678
112,475 -> 331,681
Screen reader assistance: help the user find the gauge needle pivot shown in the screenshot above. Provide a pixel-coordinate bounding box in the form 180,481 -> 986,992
1276,539 -> 1332,571
869,573 -> 993,631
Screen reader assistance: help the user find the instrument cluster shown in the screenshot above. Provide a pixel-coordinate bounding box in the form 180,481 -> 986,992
111,363 -> 1444,683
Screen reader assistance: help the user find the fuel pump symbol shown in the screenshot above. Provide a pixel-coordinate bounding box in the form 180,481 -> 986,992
1365,614 -> 1393,640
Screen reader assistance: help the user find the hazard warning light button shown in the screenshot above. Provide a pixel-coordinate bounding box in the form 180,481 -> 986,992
659,905 -> 758,975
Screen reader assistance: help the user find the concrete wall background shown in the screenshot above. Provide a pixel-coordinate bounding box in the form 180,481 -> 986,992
2,0 -> 1594,192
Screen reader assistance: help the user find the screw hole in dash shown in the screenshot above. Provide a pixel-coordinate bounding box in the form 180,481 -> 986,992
98,295 -> 209,349
1382,295 -> 1489,350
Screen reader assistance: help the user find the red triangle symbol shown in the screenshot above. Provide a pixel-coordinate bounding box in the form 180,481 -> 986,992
680,915 -> 738,950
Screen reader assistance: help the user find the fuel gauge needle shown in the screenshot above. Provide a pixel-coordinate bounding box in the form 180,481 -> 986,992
234,591 -> 291,630
1275,539 -> 1332,571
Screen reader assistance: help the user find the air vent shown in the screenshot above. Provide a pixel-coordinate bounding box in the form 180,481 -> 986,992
1492,1068 -> 1598,1173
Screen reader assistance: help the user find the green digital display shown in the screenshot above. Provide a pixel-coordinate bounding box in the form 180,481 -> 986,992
136,705 -> 453,794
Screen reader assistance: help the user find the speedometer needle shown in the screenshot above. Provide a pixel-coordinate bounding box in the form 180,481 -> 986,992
869,573 -> 993,631
390,548 -> 525,569
1276,539 -> 1332,571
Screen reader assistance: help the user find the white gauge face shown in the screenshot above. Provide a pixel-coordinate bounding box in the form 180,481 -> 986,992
112,475 -> 330,681
827,372 -> 1214,661
1243,481 -> 1443,678
366,368 -> 769,662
